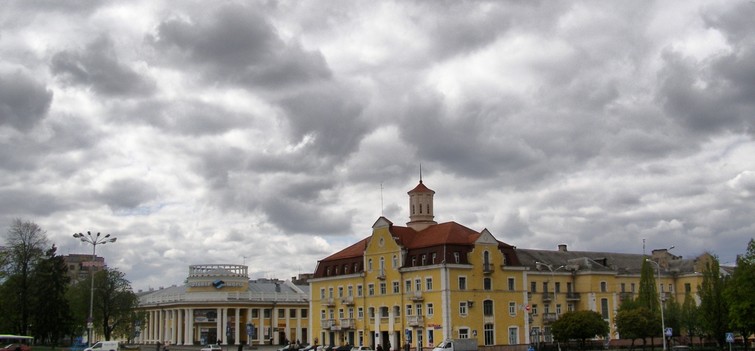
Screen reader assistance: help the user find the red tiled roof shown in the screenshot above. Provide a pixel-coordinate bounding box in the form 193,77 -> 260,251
322,237 -> 370,261
408,181 -> 435,194
319,221 -> 483,264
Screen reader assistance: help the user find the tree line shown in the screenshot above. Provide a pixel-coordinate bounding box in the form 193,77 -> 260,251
0,219 -> 142,346
550,239 -> 755,350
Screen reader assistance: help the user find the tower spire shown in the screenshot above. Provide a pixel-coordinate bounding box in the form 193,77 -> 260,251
419,163 -> 423,183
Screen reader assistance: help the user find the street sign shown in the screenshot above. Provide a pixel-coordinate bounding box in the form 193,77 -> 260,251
726,333 -> 734,343
665,328 -> 672,337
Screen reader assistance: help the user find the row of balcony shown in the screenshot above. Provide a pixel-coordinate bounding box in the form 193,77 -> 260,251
321,315 -> 425,330
526,292 -> 582,301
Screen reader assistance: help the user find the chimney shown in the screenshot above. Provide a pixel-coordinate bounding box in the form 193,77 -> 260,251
558,244 -> 568,252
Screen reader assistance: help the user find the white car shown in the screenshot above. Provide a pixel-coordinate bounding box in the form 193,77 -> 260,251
201,345 -> 222,351
351,347 -> 374,351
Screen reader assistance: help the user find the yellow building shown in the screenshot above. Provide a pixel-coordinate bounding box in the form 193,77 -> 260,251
138,265 -> 310,346
309,179 -> 708,351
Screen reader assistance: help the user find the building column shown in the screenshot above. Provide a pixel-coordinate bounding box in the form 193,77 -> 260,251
177,309 -> 183,345
258,309 -> 264,344
185,308 -> 193,345
234,308 -> 240,345
214,308 -> 221,344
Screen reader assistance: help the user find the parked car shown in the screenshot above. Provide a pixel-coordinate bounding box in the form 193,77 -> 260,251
299,344 -> 314,351
200,345 -> 222,351
335,345 -> 352,351
351,347 -> 373,351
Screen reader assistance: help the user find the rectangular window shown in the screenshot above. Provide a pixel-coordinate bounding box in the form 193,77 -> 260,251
426,278 -> 433,291
483,277 -> 492,291
415,278 -> 422,292
252,309 -> 259,318
338,286 -> 343,297
428,330 -> 434,347
416,303 -> 423,316
508,278 -> 515,291
328,287 -> 334,298
301,309 -> 308,318
531,281 -> 537,293
329,309 -> 334,319
431,253 -> 437,264
620,283 -> 626,292
684,283 -> 691,292
278,309 -> 285,318
380,282 -> 387,295
406,304 -> 413,316
601,298 -> 609,319
357,307 -> 364,319
555,282 -> 561,293
393,281 -> 400,294
544,304 -> 550,314
600,281 -> 607,292
508,301 -> 516,316
532,304 -> 538,315
405,280 -> 412,292
357,285 -> 363,296
459,277 -> 467,290
320,288 -> 325,299
264,309 -> 271,318
543,282 -> 548,292
556,304 -> 562,315
459,328 -> 469,339
427,303 -> 434,316
567,282 -> 573,293
339,309 -> 344,319
421,254 -> 427,265
290,308 -> 297,318
348,307 -> 354,318
459,301 -> 468,316
631,283 -> 636,293
320,310 -> 326,319
348,285 -> 353,297
567,303 -> 574,312
454,252 -> 460,263
368,284 -> 375,296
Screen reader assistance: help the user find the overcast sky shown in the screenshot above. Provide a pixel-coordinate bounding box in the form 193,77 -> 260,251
1,0 -> 754,291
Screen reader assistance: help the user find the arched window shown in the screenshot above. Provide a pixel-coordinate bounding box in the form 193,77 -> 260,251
483,300 -> 494,316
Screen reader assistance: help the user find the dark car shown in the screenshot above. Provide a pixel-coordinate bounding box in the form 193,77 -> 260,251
334,345 -> 352,351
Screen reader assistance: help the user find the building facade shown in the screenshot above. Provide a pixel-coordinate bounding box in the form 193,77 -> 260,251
309,179 -> 709,351
137,265 -> 310,346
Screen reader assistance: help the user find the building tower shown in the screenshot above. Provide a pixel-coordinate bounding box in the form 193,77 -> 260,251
406,177 -> 437,231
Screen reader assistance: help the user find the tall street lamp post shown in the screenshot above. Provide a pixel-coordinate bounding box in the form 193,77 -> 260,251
645,259 -> 666,351
73,231 -> 117,347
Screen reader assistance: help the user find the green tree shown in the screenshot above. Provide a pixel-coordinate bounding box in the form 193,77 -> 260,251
637,258 -> 660,313
697,255 -> 729,346
680,292 -> 701,346
0,219 -> 49,335
615,307 -> 660,350
724,239 -> 755,351
95,268 -> 139,340
30,245 -> 73,346
664,295 -> 682,338
552,310 -> 609,349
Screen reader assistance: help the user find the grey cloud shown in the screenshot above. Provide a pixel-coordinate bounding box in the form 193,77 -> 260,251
149,3 -> 331,89
279,84 -> 368,157
51,36 -> 156,97
97,178 -> 159,211
0,71 -> 53,131
111,99 -> 256,136
0,189 -> 71,217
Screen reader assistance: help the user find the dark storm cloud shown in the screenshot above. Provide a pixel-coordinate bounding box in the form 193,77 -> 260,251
279,84 -> 369,157
50,36 -> 156,97
0,189 -> 71,217
149,3 -> 331,89
111,99 -> 257,136
97,178 -> 158,211
0,71 -> 53,131
659,3 -> 755,136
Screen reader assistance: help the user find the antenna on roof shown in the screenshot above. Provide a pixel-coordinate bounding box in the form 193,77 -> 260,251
380,182 -> 384,216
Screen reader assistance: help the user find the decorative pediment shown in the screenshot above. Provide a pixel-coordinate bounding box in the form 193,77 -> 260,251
476,228 -> 498,245
372,216 -> 393,229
